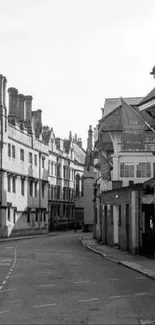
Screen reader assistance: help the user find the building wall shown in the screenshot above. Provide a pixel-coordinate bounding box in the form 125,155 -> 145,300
0,74 -> 85,237
100,187 -> 140,254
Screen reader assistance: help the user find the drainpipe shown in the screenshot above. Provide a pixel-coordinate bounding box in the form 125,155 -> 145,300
39,153 -> 41,228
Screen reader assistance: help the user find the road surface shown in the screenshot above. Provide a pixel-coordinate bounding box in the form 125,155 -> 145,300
0,232 -> 155,324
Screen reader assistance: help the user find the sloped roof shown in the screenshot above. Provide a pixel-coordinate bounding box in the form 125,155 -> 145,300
100,104 -> 155,132
73,143 -> 86,165
139,87 -> 155,106
103,97 -> 143,117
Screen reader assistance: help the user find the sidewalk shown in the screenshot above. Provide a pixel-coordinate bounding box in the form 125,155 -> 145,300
81,235 -> 155,281
0,232 -> 57,243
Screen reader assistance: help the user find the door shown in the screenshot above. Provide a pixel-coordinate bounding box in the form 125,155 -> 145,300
126,204 -> 130,251
104,206 -> 107,244
113,206 -> 119,245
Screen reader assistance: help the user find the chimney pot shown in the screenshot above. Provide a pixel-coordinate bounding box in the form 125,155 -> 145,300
24,95 -> 33,121
17,94 -> 24,121
8,87 -> 18,119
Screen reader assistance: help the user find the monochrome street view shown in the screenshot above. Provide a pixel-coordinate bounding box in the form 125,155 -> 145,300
1,0 -> 155,324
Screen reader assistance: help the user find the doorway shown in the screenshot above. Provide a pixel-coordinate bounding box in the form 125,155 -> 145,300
113,206 -> 119,245
126,204 -> 130,251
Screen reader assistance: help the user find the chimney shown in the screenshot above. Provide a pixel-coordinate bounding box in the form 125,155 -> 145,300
2,76 -> 7,107
17,94 -> 24,121
77,137 -> 82,148
88,125 -> 93,150
32,109 -> 42,138
24,95 -> 32,121
74,133 -> 78,143
69,130 -> 72,141
0,75 -> 3,105
8,87 -> 18,119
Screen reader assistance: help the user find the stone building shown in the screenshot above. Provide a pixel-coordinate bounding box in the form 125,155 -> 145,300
0,74 -> 85,237
94,95 -> 155,254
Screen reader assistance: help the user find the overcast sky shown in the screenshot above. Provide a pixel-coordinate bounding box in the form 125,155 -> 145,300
1,0 -> 155,148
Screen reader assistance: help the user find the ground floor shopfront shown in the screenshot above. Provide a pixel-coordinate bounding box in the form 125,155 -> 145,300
94,181 -> 155,256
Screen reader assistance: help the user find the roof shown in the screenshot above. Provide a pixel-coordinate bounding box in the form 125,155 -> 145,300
99,103 -> 155,132
73,143 -> 86,165
139,87 -> 155,106
103,97 -> 143,117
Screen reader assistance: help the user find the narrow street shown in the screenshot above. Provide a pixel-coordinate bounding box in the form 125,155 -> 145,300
0,233 -> 155,324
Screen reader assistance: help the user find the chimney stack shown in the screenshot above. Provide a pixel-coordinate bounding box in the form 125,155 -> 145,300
24,95 -> 32,121
8,87 -> 18,119
17,94 -> 24,121
3,76 -> 7,107
88,125 -> 93,150
0,75 -> 7,107
0,75 -> 3,105
32,109 -> 42,138
77,137 -> 82,148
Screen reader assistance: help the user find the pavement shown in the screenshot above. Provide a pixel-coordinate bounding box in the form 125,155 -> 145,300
81,235 -> 155,281
0,232 -> 155,323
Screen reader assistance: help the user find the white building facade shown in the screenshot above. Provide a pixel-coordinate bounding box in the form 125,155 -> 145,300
0,74 -> 85,237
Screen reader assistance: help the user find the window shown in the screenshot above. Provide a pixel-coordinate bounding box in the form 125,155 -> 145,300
136,162 -> 151,178
63,187 -> 65,200
12,177 -> 16,193
42,157 -> 45,168
51,186 -> 53,200
29,180 -> 33,196
57,186 -> 61,199
21,178 -> 25,196
51,162 -> 54,175
12,145 -> 15,158
48,161 -> 50,174
44,210 -> 46,222
20,148 -> 24,161
8,143 -> 11,157
7,175 -> 11,192
63,166 -> 65,179
34,154 -> 37,166
35,182 -> 37,197
120,163 -> 134,178
13,209 -> 16,224
29,152 -> 32,164
63,205 -> 66,217
42,183 -> 45,198
75,174 -> 80,197
81,175 -> 84,197
57,164 -> 61,178
119,205 -> 122,226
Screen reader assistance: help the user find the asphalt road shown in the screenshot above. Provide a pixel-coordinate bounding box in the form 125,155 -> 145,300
0,232 -> 155,324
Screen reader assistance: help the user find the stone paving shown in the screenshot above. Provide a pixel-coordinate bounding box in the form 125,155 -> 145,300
81,236 -> 155,281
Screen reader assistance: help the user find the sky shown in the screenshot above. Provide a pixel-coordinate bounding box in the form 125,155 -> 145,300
1,0 -> 155,149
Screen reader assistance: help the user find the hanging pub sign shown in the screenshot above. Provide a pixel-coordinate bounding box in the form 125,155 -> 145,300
121,98 -> 145,151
